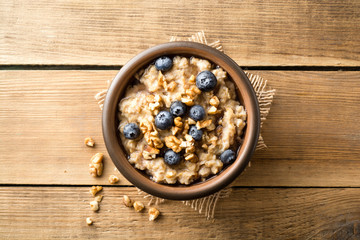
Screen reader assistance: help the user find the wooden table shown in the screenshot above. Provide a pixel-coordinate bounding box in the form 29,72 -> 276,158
1,1 -> 359,239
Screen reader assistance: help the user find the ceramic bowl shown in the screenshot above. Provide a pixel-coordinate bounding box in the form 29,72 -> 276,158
102,41 -> 260,200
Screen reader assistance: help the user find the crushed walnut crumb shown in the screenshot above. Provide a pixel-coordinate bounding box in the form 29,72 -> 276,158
208,106 -> 222,115
90,186 -> 103,196
123,195 -> 133,207
133,201 -> 145,212
108,175 -> 120,184
148,207 -> 160,221
86,217 -> 93,225
84,137 -> 95,147
188,75 -> 196,84
90,200 -> 99,212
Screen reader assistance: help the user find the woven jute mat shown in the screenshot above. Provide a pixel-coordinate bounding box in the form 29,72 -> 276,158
95,31 -> 275,220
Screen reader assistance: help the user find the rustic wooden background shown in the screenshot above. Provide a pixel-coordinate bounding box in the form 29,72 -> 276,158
1,1 -> 359,239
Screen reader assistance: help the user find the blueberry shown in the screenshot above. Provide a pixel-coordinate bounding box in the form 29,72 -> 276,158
220,149 -> 236,165
164,150 -> 181,165
155,111 -> 173,130
123,123 -> 140,139
188,125 -> 203,141
189,105 -> 205,121
170,101 -> 187,117
196,70 -> 217,92
155,56 -> 173,71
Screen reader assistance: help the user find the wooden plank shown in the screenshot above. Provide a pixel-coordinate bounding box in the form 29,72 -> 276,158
0,71 -> 359,186
1,0 -> 359,66
1,187 -> 360,239
238,70 -> 360,186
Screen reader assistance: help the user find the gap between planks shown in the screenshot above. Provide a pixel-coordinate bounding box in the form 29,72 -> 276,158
1,187 -> 360,239
0,65 -> 360,71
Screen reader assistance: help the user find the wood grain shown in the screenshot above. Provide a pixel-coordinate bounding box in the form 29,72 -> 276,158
0,70 -> 359,186
1,187 -> 360,239
1,0 -> 359,66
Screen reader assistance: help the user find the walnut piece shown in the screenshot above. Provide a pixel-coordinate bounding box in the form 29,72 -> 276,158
142,145 -> 160,160
144,145 -> 160,154
164,136 -> 182,153
179,134 -> 195,153
187,118 -> 196,125
158,71 -> 166,89
181,85 -> 201,107
90,200 -> 99,212
94,195 -> 103,202
188,75 -> 196,84
108,175 -> 119,184
171,126 -> 181,135
133,201 -> 145,212
84,137 -> 95,147
174,117 -> 183,128
90,152 -> 103,164
89,153 -> 104,177
208,106 -> 222,115
158,72 -> 177,92
148,207 -> 160,221
196,119 -> 212,130
184,134 -> 194,142
182,121 -> 190,135
206,123 -> 216,131
90,186 -> 103,196
144,132 -> 164,149
185,85 -> 201,98
140,119 -> 154,133
141,119 -> 164,149
166,81 -> 177,92
142,152 -> 156,160
86,217 -> 93,225
185,145 -> 195,153
209,96 -> 220,107
123,195 -> 133,207
181,96 -> 194,106
147,94 -> 163,114
151,136 -> 164,149
184,153 -> 199,163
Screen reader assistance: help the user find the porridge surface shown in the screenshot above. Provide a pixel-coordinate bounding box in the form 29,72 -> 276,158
118,56 -> 247,185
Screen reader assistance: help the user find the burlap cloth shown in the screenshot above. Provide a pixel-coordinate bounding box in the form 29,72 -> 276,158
95,31 -> 275,220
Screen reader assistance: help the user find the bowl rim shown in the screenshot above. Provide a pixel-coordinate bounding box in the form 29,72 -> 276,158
102,41 -> 260,200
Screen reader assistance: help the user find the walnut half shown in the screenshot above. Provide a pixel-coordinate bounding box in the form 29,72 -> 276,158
164,136 -> 182,153
89,153 -> 104,177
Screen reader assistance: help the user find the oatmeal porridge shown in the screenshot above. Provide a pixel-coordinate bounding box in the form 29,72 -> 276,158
118,56 -> 247,185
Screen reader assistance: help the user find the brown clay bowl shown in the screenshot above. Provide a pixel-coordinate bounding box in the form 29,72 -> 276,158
102,41 -> 260,200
